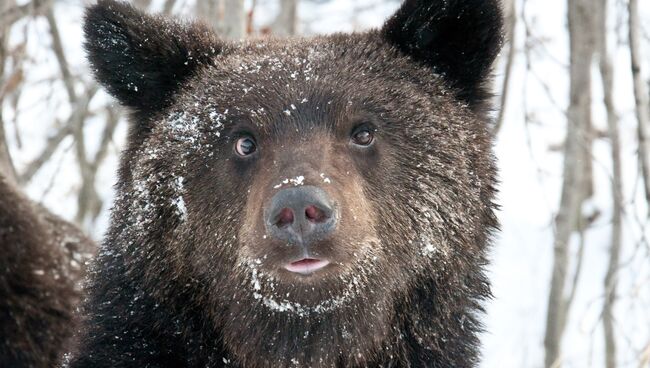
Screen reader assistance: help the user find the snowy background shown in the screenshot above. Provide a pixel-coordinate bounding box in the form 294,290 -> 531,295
2,0 -> 649,367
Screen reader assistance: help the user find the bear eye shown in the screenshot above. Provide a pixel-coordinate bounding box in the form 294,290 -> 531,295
235,136 -> 257,156
351,126 -> 375,147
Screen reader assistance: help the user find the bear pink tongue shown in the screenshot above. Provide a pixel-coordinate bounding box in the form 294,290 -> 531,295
284,258 -> 330,274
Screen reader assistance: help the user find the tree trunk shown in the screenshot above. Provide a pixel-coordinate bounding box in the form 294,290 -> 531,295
492,0 -> 516,135
271,0 -> 298,36
197,0 -> 246,40
597,2 -> 622,368
0,0 -> 18,186
543,0 -> 595,367
222,0 -> 245,39
628,0 -> 650,216
197,0 -> 222,31
132,0 -> 152,10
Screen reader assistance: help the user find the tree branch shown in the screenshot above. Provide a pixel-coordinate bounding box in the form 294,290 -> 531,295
0,0 -> 52,29
45,7 -> 76,103
18,86 -> 98,185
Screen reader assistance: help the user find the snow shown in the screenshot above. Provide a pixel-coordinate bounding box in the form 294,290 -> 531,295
244,258 -> 364,317
273,175 -> 305,189
320,173 -> 332,184
171,176 -> 187,220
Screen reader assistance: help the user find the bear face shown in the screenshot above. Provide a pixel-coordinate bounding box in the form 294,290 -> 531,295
73,0 -> 503,367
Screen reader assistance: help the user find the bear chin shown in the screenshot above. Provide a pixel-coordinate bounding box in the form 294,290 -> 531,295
218,273 -> 395,367
207,245 -> 404,366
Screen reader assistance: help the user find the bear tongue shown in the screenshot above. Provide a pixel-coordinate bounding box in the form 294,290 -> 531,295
284,258 -> 330,275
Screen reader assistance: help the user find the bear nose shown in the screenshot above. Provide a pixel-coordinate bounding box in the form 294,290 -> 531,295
265,186 -> 337,247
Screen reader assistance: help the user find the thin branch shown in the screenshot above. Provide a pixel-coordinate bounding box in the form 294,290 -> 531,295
18,122 -> 70,183
17,86 -> 98,184
639,342 -> 650,368
0,68 -> 23,101
83,107 -> 122,226
0,116 -> 17,185
0,0 -> 52,29
563,227 -> 586,323
45,7 -> 76,103
91,107 -> 120,173
45,7 -> 102,227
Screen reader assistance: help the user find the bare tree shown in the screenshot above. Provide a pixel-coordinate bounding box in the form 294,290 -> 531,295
493,0 -> 516,135
0,0 -> 18,186
271,0 -> 299,36
0,0 -> 125,231
2,0 -> 253,232
223,0 -> 246,38
597,1 -> 623,367
132,0 -> 153,10
44,7 -> 109,227
544,0 -> 596,366
196,0 -> 221,30
197,0 -> 246,39
628,0 -> 650,216
0,0 -> 51,27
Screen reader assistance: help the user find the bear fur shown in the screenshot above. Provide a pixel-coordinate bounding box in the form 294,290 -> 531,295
70,0 -> 503,367
0,176 -> 95,367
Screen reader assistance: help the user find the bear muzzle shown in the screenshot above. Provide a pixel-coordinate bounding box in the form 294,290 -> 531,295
264,185 -> 339,266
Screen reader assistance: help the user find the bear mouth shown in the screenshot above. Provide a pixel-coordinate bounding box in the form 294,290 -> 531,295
284,258 -> 330,275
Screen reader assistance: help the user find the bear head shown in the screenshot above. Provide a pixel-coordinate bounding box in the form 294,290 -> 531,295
82,0 -> 502,366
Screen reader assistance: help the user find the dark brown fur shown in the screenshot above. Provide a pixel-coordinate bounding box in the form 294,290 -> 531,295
71,0 -> 503,367
0,177 -> 95,367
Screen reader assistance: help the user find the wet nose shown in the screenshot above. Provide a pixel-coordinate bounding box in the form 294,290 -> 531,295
265,186 -> 337,247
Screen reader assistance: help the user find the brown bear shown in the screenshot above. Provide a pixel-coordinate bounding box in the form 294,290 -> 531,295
0,175 -> 95,367
70,0 -> 503,366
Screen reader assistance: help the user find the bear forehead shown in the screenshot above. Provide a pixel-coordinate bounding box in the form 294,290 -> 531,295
171,35 -> 459,132
196,34 -> 446,97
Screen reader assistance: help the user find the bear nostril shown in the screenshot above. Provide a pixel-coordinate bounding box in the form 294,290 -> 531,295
305,205 -> 327,223
274,208 -> 294,228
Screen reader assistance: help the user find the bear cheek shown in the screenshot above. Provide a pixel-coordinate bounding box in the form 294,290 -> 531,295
330,175 -> 381,262
236,171 -> 276,263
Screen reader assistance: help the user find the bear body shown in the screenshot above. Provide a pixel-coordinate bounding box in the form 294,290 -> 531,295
71,0 -> 503,367
0,176 -> 94,367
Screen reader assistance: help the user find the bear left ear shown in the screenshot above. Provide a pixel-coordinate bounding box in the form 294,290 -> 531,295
83,0 -> 223,118
382,0 -> 504,106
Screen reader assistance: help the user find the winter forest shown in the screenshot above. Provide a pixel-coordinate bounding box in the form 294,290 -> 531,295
0,0 -> 649,367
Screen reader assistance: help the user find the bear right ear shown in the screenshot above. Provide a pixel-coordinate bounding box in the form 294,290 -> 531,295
84,0 -> 222,117
381,0 -> 504,106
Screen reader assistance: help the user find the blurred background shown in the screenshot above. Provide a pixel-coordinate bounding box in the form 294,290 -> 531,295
1,0 -> 649,367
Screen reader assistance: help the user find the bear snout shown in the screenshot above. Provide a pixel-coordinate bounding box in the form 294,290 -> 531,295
264,185 -> 338,250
